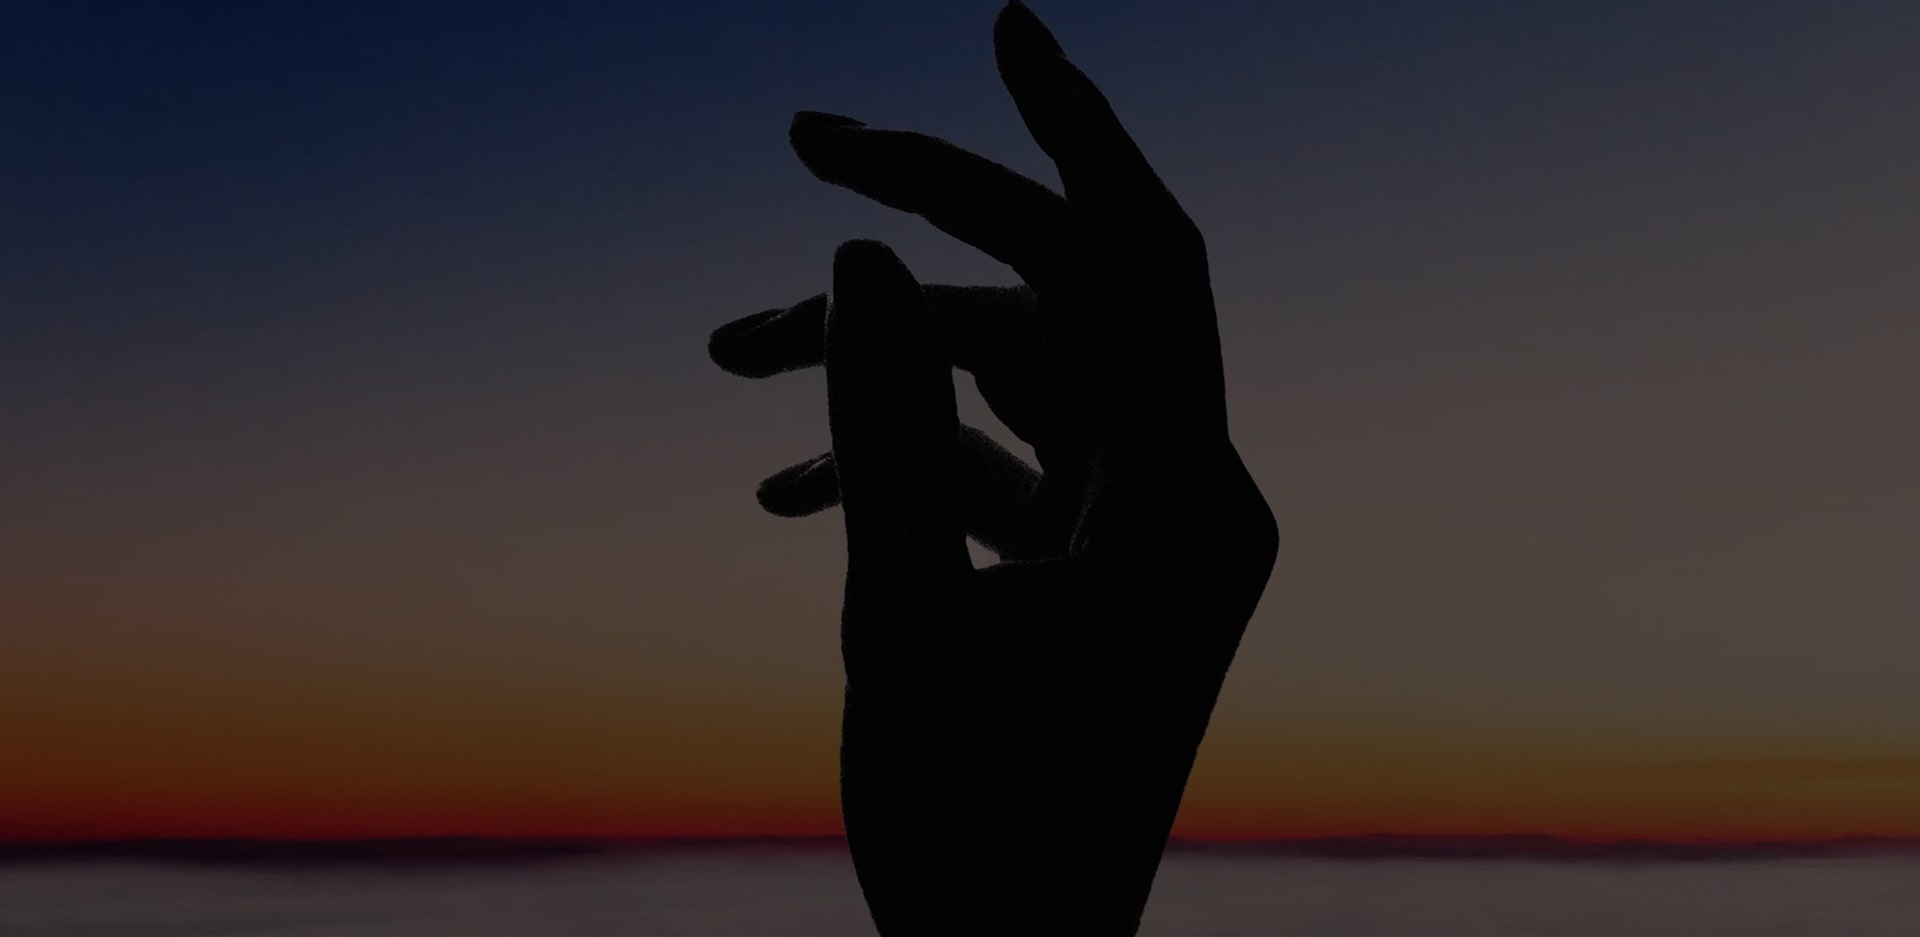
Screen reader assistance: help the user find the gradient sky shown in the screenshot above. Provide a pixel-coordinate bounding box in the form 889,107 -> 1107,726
3,0 -> 1917,843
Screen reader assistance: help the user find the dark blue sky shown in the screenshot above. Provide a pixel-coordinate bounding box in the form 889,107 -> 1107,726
5,0 -> 1859,348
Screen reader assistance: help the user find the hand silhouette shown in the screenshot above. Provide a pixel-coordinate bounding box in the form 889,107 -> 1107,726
709,3 -> 1278,935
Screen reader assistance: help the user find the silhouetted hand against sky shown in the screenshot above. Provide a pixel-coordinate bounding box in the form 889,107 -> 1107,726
709,3 -> 1278,934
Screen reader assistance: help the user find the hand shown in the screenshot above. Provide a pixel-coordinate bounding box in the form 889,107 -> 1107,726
708,3 -> 1278,934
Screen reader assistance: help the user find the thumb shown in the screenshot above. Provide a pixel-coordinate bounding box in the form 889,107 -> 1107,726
825,240 -> 970,593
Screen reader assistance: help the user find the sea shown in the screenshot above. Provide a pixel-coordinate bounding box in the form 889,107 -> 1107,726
4,844 -> 1918,936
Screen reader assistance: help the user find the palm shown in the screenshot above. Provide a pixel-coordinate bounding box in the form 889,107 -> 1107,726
708,3 -> 1276,934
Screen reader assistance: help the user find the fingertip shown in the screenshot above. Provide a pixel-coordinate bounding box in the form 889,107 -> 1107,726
995,1 -> 1062,57
757,454 -> 840,517
830,239 -> 922,313
832,237 -> 906,276
707,294 -> 829,378
790,111 -> 867,176
707,310 -> 772,376
757,488 -> 829,518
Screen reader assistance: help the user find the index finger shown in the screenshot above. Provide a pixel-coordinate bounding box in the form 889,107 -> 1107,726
992,2 -> 1201,250
790,112 -> 1075,290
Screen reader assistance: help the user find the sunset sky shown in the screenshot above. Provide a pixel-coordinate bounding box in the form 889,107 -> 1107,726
3,0 -> 1917,844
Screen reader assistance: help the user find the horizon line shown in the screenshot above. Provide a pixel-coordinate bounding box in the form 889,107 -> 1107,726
6,832 -> 1918,866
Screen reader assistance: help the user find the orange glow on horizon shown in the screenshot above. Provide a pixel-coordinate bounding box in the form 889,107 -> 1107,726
8,782 -> 1918,845
6,641 -> 1916,846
